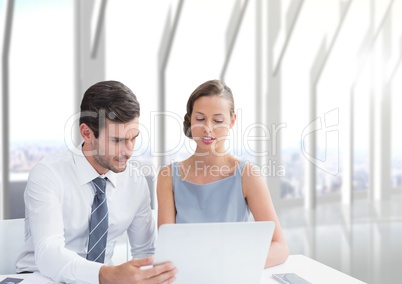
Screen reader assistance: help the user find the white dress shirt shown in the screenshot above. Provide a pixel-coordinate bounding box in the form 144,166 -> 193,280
16,146 -> 156,283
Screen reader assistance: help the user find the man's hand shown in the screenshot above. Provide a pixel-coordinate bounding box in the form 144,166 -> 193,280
99,256 -> 177,284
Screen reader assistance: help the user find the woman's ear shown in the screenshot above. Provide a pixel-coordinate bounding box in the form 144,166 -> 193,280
80,123 -> 93,143
230,113 -> 237,128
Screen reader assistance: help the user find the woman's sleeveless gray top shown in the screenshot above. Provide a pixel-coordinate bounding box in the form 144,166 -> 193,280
172,160 -> 251,223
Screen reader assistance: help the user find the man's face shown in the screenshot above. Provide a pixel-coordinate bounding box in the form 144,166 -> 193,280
91,117 -> 139,173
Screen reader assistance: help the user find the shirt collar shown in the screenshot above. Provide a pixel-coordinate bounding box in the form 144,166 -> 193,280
72,143 -> 117,188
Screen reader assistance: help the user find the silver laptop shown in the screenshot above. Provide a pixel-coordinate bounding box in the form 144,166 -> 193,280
154,221 -> 275,284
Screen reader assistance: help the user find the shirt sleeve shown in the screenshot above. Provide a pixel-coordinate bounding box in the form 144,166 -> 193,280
127,175 -> 156,258
25,163 -> 103,283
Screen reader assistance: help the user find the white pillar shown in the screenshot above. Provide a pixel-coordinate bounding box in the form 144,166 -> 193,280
342,87 -> 353,205
74,0 -> 107,145
266,0 -> 304,207
156,0 -> 183,167
1,0 -> 15,220
372,8 -> 392,201
266,0 -> 282,207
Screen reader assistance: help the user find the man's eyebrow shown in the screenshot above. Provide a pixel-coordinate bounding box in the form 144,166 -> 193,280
110,131 -> 140,140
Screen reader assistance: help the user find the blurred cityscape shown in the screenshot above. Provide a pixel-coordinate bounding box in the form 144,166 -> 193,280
10,142 -> 402,197
9,141 -> 66,179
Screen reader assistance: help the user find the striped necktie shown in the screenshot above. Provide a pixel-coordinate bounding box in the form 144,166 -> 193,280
87,177 -> 108,263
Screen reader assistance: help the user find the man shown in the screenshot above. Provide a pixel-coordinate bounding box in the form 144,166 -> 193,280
16,81 -> 177,283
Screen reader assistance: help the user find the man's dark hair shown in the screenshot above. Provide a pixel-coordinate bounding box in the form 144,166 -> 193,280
79,80 -> 140,138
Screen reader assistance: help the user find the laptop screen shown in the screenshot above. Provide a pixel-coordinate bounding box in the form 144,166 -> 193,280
153,221 -> 275,284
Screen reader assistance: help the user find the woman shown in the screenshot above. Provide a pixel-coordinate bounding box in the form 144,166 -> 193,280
157,79 -> 289,267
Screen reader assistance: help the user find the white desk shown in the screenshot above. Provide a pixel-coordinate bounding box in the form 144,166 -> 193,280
261,254 -> 365,283
0,273 -> 55,284
1,254 -> 365,284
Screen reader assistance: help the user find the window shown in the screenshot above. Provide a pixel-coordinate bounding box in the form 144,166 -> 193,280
9,0 -> 74,181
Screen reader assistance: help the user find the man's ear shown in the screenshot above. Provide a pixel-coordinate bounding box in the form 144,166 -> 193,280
80,123 -> 94,143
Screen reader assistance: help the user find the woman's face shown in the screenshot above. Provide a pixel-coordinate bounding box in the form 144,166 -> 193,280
190,95 -> 236,155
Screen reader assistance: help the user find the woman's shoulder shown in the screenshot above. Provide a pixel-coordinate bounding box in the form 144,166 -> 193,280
158,162 -> 176,179
238,160 -> 264,179
157,160 -> 185,178
239,160 -> 269,198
